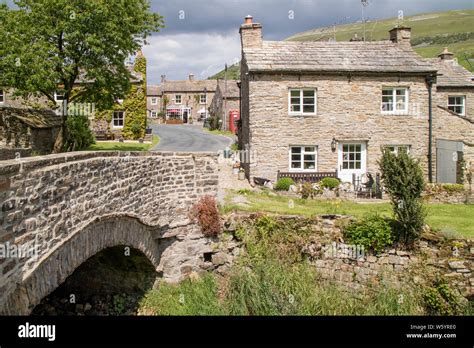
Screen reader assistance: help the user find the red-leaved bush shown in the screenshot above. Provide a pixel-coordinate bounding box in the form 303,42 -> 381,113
189,195 -> 222,237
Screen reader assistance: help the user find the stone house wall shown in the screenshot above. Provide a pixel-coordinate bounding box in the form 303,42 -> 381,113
244,73 -> 430,181
432,88 -> 474,181
210,84 -> 240,131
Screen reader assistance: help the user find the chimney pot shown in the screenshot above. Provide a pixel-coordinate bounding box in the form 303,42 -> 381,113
240,15 -> 263,49
189,73 -> 195,81
161,75 -> 166,83
438,47 -> 454,61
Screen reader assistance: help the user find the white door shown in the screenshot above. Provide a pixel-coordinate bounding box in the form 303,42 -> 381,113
338,143 -> 367,183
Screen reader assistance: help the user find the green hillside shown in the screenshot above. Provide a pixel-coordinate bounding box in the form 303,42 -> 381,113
287,9 -> 474,72
208,63 -> 240,80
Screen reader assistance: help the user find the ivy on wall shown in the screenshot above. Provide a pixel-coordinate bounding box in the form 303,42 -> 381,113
95,55 -> 147,140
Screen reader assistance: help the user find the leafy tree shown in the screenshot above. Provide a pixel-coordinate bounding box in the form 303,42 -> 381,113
378,149 -> 426,246
1,0 -> 164,151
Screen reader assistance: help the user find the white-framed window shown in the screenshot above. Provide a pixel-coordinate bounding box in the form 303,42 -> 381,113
0,89 -> 4,104
385,145 -> 411,155
54,91 -> 65,102
341,144 -> 363,170
151,97 -> 158,105
151,111 -> 157,118
289,89 -> 317,115
112,111 -> 125,128
289,146 -> 317,171
382,88 -> 408,114
448,96 -> 465,116
200,94 -> 207,104
175,95 -> 182,104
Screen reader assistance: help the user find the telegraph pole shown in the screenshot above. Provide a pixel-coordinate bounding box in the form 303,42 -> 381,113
224,63 -> 228,131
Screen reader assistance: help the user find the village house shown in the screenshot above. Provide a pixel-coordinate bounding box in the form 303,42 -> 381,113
146,74 -> 217,124
238,15 -> 474,185
210,79 -> 241,132
0,51 -> 147,141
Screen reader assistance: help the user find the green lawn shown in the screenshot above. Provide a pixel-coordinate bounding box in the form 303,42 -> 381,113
223,190 -> 474,238
205,129 -> 235,138
85,135 -> 159,151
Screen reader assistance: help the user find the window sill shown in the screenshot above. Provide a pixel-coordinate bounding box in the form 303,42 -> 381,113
381,112 -> 410,116
288,113 -> 317,117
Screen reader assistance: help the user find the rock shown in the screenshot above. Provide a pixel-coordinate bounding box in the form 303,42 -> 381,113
75,304 -> 84,313
289,185 -> 298,193
367,256 -> 377,263
388,255 -> 402,265
388,249 -> 396,255
84,303 -> 92,312
396,250 -> 410,256
456,269 -> 470,274
448,261 -> 466,269
211,252 -> 228,266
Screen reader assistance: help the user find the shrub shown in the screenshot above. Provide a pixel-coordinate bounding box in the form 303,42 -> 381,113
378,149 -> 426,246
274,178 -> 295,191
189,196 -> 221,237
343,214 -> 393,253
423,279 -> 467,315
320,177 -> 340,190
300,182 -> 314,199
130,121 -> 142,140
64,115 -> 94,151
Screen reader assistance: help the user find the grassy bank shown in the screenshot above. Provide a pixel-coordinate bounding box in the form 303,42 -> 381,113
85,135 -> 159,151
139,215 -> 471,316
223,190 -> 474,238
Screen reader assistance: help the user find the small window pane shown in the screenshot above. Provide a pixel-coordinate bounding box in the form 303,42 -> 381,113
304,147 -> 315,152
303,105 -> 314,113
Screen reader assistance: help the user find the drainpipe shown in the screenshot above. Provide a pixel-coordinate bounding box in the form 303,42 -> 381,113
426,74 -> 436,183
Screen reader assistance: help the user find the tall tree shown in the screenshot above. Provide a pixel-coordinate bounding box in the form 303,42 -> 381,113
1,0 -> 164,151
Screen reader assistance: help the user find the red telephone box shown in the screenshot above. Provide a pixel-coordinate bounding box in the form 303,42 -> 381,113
229,110 -> 240,134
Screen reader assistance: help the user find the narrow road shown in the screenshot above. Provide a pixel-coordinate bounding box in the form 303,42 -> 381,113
151,124 -> 233,152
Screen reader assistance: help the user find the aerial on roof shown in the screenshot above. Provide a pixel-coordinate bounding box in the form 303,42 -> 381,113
244,41 -> 437,74
427,58 -> 474,88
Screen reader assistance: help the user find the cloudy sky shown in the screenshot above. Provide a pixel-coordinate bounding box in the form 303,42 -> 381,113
5,0 -> 474,83
145,0 -> 473,83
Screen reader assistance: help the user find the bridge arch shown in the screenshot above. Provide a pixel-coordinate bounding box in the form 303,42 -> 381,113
2,215 -> 168,315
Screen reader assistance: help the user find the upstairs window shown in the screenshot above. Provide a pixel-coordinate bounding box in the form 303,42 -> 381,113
151,97 -> 158,105
200,94 -> 207,104
289,146 -> 317,171
112,111 -> 125,128
448,96 -> 465,116
175,95 -> 182,104
0,89 -> 4,103
385,145 -> 410,155
151,111 -> 157,118
382,88 -> 408,114
289,89 -> 316,115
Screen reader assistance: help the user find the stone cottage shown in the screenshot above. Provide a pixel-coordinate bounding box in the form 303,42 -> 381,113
146,74 -> 217,124
210,79 -> 240,131
0,107 -> 63,160
0,51 -> 147,141
238,15 -> 474,184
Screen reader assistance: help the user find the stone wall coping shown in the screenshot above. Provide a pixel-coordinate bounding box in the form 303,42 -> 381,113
0,151 -> 219,177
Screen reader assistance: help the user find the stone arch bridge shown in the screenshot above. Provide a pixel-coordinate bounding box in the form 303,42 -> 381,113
0,151 -> 219,315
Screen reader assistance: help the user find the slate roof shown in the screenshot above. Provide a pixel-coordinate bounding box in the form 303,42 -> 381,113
426,58 -> 474,88
162,80 -> 217,93
147,84 -> 162,96
0,107 -> 63,128
217,80 -> 240,98
244,40 -> 437,74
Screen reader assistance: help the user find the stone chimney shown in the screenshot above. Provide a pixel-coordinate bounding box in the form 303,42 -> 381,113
239,15 -> 263,50
189,73 -> 195,81
389,26 -> 411,46
161,75 -> 166,83
438,47 -> 454,61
